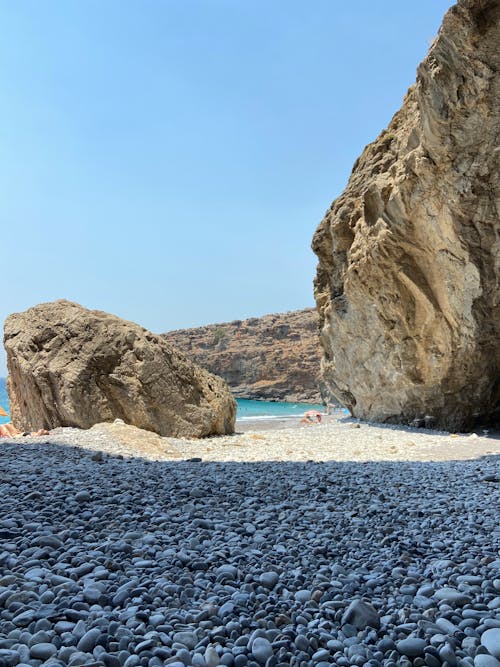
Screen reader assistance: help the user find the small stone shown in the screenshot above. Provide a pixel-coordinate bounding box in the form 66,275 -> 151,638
77,628 -> 101,652
251,638 -> 273,665
259,572 -> 279,590
30,643 -> 58,660
341,600 -> 380,630
82,587 -> 102,604
396,638 -> 427,658
205,646 -> 220,667
474,656 -> 500,667
173,632 -> 198,650
434,588 -> 472,606
12,610 -> 36,627
294,590 -> 312,603
75,490 -> 91,503
482,629 -> 500,659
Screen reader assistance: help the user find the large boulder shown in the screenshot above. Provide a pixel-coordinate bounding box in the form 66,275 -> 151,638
4,300 -> 236,437
312,0 -> 500,431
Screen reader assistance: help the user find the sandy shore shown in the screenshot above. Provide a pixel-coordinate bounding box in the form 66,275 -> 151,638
172,414 -> 500,462
2,413 -> 499,463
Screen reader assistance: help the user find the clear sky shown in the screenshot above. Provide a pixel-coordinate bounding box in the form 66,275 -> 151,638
0,0 -> 453,375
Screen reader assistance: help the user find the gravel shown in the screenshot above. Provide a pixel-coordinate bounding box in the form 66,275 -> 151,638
0,436 -> 498,667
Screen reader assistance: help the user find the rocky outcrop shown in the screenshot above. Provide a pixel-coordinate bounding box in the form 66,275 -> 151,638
164,309 -> 323,403
312,0 -> 500,431
4,300 -> 236,437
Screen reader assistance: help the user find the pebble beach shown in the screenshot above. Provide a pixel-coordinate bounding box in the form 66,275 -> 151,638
0,416 -> 499,667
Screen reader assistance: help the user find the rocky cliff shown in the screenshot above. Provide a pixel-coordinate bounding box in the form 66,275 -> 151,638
4,301 -> 236,437
163,309 -> 323,403
312,0 -> 500,431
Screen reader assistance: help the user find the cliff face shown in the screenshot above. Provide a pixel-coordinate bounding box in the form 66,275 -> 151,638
312,0 -> 500,430
163,309 -> 323,403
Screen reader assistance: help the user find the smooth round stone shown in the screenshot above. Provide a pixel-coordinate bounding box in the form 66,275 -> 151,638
135,639 -> 154,653
30,643 -> 58,660
76,627 -> 101,652
396,638 -> 427,658
173,632 -> 198,650
424,653 -> 441,667
474,656 -> 500,667
259,572 -> 279,590
192,656 -> 207,667
218,602 -> 234,618
75,491 -> 91,503
251,638 -> 273,665
327,640 -> 345,652
82,587 -> 102,604
482,629 -> 500,659
312,648 -> 330,661
378,639 -> 397,652
434,588 -> 472,606
101,653 -> 121,667
12,610 -> 36,627
205,646 -> 221,667
294,590 -> 312,603
439,643 -> 457,664
54,621 -> 75,634
294,636 -> 309,652
124,656 -> 141,667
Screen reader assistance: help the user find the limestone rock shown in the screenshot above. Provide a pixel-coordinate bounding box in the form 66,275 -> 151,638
4,300 -> 236,437
312,0 -> 500,430
90,422 -> 182,459
164,309 -> 324,403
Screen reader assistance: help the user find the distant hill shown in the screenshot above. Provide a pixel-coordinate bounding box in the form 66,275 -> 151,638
163,308 -> 323,403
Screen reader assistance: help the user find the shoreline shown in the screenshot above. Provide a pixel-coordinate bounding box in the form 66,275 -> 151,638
1,412 -> 499,463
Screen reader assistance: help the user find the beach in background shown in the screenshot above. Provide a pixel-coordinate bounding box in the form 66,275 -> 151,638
0,378 -> 331,427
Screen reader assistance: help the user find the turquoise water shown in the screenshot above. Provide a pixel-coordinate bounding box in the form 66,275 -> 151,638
0,378 -> 327,424
236,398 -> 325,421
0,378 -> 9,424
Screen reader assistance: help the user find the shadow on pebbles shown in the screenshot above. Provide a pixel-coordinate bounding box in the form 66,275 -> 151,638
0,441 -> 498,667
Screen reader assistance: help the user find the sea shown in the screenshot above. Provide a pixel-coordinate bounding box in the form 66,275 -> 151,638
0,377 -> 326,425
236,397 -> 325,422
0,378 -> 8,424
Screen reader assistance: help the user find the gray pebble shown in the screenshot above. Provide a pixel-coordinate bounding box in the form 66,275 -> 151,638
396,638 -> 427,658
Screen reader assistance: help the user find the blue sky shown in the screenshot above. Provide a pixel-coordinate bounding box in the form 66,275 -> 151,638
0,0 -> 453,375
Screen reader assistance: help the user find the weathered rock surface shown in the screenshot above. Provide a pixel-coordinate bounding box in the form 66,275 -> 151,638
312,0 -> 500,430
163,309 -> 323,403
4,300 -> 236,437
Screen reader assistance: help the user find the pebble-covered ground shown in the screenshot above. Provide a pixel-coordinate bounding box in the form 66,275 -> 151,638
0,437 -> 499,667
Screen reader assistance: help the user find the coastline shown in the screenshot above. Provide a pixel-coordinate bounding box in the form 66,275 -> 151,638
1,412 -> 498,463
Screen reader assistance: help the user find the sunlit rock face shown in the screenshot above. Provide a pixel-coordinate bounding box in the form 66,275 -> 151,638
164,309 -> 323,403
312,0 -> 500,430
4,300 -> 236,437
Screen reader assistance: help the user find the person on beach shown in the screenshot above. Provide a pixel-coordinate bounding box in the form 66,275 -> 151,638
300,410 -> 322,425
0,407 -> 49,438
0,423 -> 50,437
